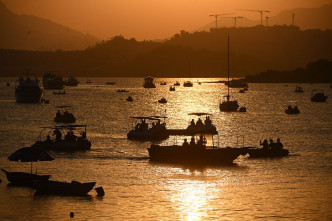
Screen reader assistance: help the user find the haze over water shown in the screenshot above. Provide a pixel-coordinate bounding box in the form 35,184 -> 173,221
0,78 -> 331,220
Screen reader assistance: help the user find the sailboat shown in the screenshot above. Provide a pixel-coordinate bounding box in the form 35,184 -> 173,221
219,36 -> 239,112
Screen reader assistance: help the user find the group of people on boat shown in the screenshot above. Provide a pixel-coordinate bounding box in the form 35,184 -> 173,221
189,116 -> 212,128
46,129 -> 86,143
134,119 -> 166,132
260,138 -> 284,150
182,135 -> 207,149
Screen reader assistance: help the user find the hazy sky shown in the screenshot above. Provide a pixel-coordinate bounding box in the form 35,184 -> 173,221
2,0 -> 332,40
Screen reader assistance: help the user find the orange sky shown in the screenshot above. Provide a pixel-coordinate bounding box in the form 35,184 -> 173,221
2,0 -> 332,40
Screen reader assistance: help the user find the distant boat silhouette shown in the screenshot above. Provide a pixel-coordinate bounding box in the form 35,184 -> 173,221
15,73 -> 43,103
43,73 -> 65,90
143,76 -> 156,88
219,36 -> 240,112
294,85 -> 304,93
311,90 -> 327,102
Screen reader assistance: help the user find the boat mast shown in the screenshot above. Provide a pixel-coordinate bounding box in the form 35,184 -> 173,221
227,35 -> 230,101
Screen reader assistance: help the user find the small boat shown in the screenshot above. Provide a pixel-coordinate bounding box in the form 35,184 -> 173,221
173,81 -> 180,86
158,97 -> 167,103
1,168 -> 51,187
65,77 -> 79,86
226,79 -> 248,88
106,82 -> 115,85
127,116 -> 169,140
34,180 -> 96,196
33,125 -> 91,151
143,76 -> 156,88
183,81 -> 193,87
160,81 -> 167,85
43,73 -> 65,90
126,96 -> 133,102
54,105 -> 76,123
294,85 -> 304,93
53,90 -> 66,95
15,74 -> 44,103
239,107 -> 247,112
311,90 -> 328,102
148,132 -> 249,165
169,86 -> 175,91
116,89 -> 129,92
239,89 -> 245,93
285,101 -> 300,114
247,139 -> 289,158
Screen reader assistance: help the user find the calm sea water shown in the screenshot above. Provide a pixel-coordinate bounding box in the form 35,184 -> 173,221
0,78 -> 331,220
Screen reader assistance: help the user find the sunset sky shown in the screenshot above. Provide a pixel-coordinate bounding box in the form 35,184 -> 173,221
2,0 -> 332,40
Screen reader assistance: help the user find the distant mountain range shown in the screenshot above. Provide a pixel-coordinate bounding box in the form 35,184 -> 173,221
198,4 -> 332,31
0,1 -> 99,51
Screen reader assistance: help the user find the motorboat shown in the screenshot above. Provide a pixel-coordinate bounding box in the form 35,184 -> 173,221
285,101 -> 300,114
54,105 -> 76,123
247,139 -> 289,158
311,90 -> 328,102
34,180 -> 96,196
160,81 -> 167,85
15,74 -> 43,103
65,77 -> 79,86
126,96 -> 133,102
183,81 -> 193,87
32,125 -> 91,151
53,90 -> 66,95
148,134 -> 249,165
1,168 -> 51,187
294,85 -> 304,93
116,89 -> 129,92
143,76 -> 156,88
219,36 -> 242,112
158,97 -> 167,103
173,81 -> 180,86
127,116 -> 169,140
43,73 -> 65,89
169,86 -> 175,91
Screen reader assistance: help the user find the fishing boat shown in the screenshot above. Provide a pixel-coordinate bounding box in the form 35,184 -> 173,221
173,81 -> 180,86
294,85 -> 304,93
285,101 -> 300,114
247,139 -> 289,158
148,133 -> 249,165
311,90 -> 328,102
34,180 -> 96,196
43,73 -> 65,90
15,74 -> 43,103
169,86 -> 176,91
127,116 -> 169,140
143,76 -> 156,88
219,36 -> 241,112
1,169 -> 51,187
32,125 -> 91,151
158,97 -> 167,103
65,77 -> 79,86
54,106 -> 76,123
160,81 -> 167,85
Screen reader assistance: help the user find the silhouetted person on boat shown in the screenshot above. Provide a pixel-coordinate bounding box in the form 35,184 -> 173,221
53,129 -> 62,141
190,137 -> 196,147
80,131 -> 86,139
205,116 -> 211,125
197,118 -> 203,126
269,139 -> 275,150
46,135 -> 51,143
65,131 -> 71,141
56,110 -> 61,117
197,135 -> 205,147
182,139 -> 189,147
190,119 -> 195,126
260,139 -> 269,149
276,138 -> 283,150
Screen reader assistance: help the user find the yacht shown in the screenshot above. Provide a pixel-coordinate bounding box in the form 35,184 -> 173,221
15,74 -> 43,103
43,73 -> 65,89
143,76 -> 156,88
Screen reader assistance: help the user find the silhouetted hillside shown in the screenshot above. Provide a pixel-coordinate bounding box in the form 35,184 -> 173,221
245,59 -> 332,83
0,1 -> 99,51
0,26 -> 331,78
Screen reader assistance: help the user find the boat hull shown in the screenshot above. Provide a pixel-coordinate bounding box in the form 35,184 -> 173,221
34,180 -> 96,196
247,148 -> 289,158
54,115 -> 76,123
1,169 -> 50,187
148,145 -> 248,165
15,88 -> 43,103
127,130 -> 169,140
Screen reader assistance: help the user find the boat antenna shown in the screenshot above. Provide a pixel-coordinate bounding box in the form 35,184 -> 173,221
227,35 -> 230,101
